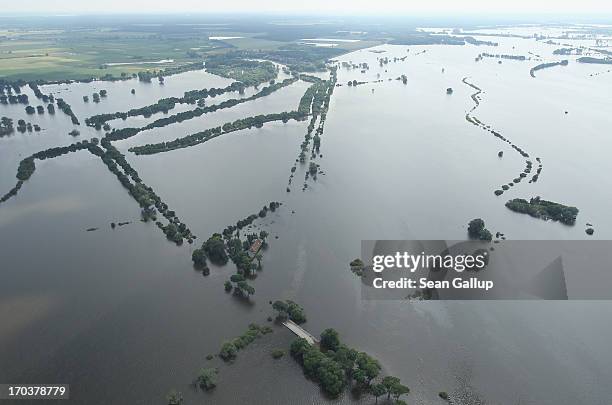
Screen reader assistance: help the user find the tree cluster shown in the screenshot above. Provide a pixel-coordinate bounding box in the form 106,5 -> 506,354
467,218 -> 493,241
271,300 -> 307,324
505,197 -> 579,225
205,55 -> 278,86
290,329 -> 409,401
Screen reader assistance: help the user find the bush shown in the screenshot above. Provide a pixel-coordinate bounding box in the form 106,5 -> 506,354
219,341 -> 238,361
271,349 -> 285,359
196,368 -> 217,390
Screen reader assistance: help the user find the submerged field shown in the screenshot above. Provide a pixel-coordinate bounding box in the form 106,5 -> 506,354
1,19 -> 612,405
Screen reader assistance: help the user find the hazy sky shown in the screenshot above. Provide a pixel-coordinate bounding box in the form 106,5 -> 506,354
3,0 -> 612,15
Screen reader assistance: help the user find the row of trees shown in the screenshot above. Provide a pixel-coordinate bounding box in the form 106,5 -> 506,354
1,140 -> 94,204
56,98 -> 80,125
89,77 -> 296,147
85,80 -> 252,128
90,138 -> 194,245
218,323 -> 273,362
25,105 -> 47,115
16,140 -> 94,181
136,62 -> 204,83
530,60 -> 569,77
28,83 -> 54,103
0,94 -> 29,105
129,110 -> 304,155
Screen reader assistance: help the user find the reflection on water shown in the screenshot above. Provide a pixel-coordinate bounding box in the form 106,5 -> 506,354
1,32 -> 612,405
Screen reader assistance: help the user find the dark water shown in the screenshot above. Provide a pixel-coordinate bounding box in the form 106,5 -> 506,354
1,33 -> 612,405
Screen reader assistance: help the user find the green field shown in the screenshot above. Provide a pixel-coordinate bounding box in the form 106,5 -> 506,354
0,18 -> 382,82
0,28 -> 227,81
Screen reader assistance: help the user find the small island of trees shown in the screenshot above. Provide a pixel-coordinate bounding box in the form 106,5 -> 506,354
467,218 -> 492,241
505,197 -> 578,225
290,328 -> 410,401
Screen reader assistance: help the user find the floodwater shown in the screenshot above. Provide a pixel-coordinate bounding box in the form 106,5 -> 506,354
1,27 -> 612,405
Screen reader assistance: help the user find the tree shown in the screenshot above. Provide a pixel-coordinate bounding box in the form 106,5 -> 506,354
290,338 -> 311,359
285,300 -> 306,324
355,352 -> 381,385
192,248 -> 206,267
303,346 -> 326,378
320,328 -> 340,352
224,280 -> 233,292
353,369 -> 368,387
272,300 -> 288,319
203,233 -> 228,265
166,389 -> 183,404
255,252 -> 263,270
332,344 -> 357,376
219,341 -> 237,361
316,357 -> 346,397
371,383 -> 386,404
390,383 -> 410,401
196,368 -> 217,390
468,218 -> 485,237
242,282 -> 255,297
382,376 -> 401,400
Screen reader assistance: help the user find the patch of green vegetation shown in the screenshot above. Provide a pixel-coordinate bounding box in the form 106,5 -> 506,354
271,300 -> 307,324
205,54 -> 277,86
195,368 -> 218,390
241,44 -> 341,72
0,26 -> 223,82
505,197 -> 579,225
271,349 -> 285,359
467,218 -> 493,241
530,60 -> 569,77
290,328 -> 410,401
219,323 -> 273,362
349,258 -> 365,276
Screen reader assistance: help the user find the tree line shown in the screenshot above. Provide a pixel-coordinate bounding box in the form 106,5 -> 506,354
129,110 -> 305,155
88,77 -> 297,147
85,80 -> 249,128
